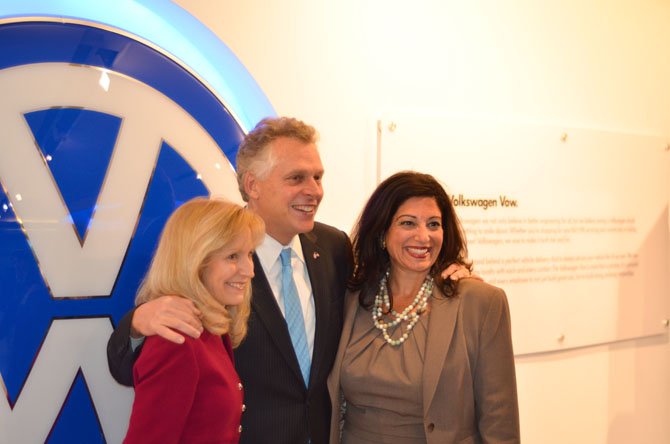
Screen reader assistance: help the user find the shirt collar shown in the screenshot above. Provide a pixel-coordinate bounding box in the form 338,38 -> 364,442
256,233 -> 305,272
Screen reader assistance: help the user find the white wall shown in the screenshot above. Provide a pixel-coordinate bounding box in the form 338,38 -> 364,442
175,1 -> 670,442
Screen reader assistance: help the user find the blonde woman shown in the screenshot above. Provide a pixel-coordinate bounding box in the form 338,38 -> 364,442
123,197 -> 264,444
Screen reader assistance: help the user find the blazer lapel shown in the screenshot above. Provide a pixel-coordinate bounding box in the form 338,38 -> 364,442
422,291 -> 460,417
300,231 -> 326,387
250,254 -> 304,382
327,290 -> 359,401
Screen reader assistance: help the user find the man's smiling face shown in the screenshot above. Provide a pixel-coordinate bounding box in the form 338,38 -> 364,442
246,136 -> 324,244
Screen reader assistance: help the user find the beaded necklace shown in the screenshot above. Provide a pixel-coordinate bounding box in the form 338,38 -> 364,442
372,269 -> 434,346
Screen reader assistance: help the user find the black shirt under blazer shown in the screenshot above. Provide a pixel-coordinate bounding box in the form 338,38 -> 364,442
107,222 -> 353,444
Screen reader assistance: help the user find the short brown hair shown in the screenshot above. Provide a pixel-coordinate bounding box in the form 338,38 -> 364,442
236,117 -> 318,201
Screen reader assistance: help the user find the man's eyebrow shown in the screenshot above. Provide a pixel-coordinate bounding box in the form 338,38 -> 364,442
284,168 -> 324,177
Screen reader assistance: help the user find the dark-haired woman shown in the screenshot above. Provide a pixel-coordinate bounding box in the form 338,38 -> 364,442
327,171 -> 519,444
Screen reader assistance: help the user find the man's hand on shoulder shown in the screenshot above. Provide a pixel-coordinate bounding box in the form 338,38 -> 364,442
131,295 -> 203,344
441,262 -> 483,282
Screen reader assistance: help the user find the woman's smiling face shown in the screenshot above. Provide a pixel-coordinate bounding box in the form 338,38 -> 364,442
385,196 -> 444,276
202,228 -> 256,307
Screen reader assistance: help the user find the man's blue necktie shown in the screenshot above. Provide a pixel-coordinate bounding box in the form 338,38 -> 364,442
280,248 -> 311,386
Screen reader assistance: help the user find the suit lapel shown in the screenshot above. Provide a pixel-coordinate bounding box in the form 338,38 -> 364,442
300,231 -> 326,387
327,290 -> 359,401
422,291 -> 460,417
250,254 -> 304,382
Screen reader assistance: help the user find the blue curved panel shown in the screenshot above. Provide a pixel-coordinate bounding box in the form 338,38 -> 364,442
0,3 -> 274,442
0,22 -> 248,164
0,0 -> 275,131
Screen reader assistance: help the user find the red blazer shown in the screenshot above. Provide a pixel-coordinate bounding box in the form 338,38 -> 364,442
124,331 -> 243,444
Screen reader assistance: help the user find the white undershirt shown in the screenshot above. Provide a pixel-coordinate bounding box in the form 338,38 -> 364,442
255,234 -> 315,359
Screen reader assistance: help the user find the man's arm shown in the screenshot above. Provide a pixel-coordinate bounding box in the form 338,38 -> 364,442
106,296 -> 203,386
107,308 -> 142,386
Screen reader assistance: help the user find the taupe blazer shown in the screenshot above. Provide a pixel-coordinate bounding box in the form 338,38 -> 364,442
327,279 -> 520,444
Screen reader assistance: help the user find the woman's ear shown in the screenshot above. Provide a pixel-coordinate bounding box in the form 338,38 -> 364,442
379,234 -> 386,250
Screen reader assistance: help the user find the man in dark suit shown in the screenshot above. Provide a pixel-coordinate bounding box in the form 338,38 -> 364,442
107,117 -> 352,444
107,117 -> 469,443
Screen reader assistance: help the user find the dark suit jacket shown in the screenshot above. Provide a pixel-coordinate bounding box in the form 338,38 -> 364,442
327,279 -> 520,444
108,222 -> 352,444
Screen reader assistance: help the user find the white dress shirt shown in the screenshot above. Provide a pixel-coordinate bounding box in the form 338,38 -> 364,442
255,234 -> 315,359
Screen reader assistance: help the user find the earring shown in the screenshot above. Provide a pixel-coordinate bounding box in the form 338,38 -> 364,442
379,236 -> 386,250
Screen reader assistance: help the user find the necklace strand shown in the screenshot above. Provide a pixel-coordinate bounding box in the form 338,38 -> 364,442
372,269 -> 433,346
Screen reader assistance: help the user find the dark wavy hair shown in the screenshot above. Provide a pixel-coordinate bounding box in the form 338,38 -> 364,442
349,171 -> 470,308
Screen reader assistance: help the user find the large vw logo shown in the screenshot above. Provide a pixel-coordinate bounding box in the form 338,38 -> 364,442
0,20 -> 267,443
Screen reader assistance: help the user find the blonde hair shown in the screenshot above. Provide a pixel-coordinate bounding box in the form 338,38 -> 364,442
236,116 -> 319,201
135,197 -> 265,347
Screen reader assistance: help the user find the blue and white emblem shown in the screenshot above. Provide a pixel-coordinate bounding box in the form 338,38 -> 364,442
0,3 -> 273,443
